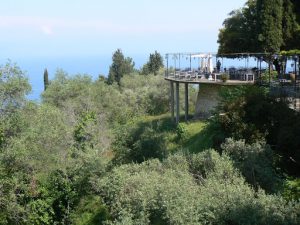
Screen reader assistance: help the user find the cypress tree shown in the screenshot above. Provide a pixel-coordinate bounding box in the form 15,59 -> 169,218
43,68 -> 49,91
256,0 -> 283,53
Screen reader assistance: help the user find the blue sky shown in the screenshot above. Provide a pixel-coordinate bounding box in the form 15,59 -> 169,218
1,0 -> 247,58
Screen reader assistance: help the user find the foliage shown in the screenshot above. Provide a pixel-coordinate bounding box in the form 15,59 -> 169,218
260,70 -> 278,81
221,138 -> 280,192
218,0 -> 258,54
175,123 -> 188,143
74,111 -> 96,151
1,57 -> 300,224
42,70 -> 170,126
112,119 -> 167,164
141,51 -> 164,75
71,196 -> 110,225
120,74 -> 170,115
43,68 -> 49,91
220,73 -> 229,82
0,60 -> 31,116
107,49 -> 135,85
283,178 -> 300,201
281,49 -> 300,56
94,150 -> 300,225
212,86 -> 266,145
282,0 -> 299,49
5,104 -> 74,173
212,85 -> 300,176
42,70 -> 93,108
218,0 -> 300,54
257,0 -> 283,53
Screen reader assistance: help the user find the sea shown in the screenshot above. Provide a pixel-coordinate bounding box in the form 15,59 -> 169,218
1,55 -> 295,101
1,54 -> 149,101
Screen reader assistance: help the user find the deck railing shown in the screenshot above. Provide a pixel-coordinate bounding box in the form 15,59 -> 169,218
165,69 -> 256,82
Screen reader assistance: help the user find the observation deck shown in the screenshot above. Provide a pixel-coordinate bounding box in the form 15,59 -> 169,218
165,52 -> 299,123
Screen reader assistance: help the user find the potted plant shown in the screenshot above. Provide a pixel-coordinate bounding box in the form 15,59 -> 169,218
290,73 -> 296,82
220,73 -> 229,82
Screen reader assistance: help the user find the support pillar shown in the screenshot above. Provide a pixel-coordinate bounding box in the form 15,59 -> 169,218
170,81 -> 174,121
176,82 -> 180,124
185,83 -> 189,121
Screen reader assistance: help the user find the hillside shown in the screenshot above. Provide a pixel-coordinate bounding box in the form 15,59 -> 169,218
1,62 -> 300,224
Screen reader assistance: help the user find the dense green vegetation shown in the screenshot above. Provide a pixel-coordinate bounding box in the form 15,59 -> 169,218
141,51 -> 164,75
1,53 -> 299,224
218,0 -> 300,54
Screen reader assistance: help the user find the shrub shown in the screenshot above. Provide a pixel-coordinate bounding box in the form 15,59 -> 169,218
212,85 -> 300,176
71,195 -> 110,225
112,121 -> 167,164
283,178 -> 300,201
94,150 -> 300,225
175,123 -> 188,143
221,138 -> 280,192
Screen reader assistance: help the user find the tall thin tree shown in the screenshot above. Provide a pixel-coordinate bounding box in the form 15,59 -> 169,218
44,68 -> 49,91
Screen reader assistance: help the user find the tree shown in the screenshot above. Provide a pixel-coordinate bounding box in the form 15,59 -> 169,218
0,61 -> 31,147
218,1 -> 259,54
43,68 -> 49,91
256,0 -> 283,53
218,0 -> 300,54
0,61 -> 31,116
286,0 -> 300,49
107,49 -> 135,85
142,51 -> 164,75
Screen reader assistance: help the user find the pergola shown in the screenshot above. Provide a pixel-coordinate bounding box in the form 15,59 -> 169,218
165,52 -> 299,83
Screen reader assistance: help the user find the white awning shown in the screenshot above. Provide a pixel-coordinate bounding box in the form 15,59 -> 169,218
191,54 -> 208,58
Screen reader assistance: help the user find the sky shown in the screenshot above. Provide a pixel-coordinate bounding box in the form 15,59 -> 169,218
0,0 -> 247,58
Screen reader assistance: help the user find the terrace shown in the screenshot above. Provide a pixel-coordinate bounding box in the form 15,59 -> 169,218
165,52 -> 300,123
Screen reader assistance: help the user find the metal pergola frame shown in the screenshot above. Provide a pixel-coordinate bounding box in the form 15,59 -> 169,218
165,52 -> 299,86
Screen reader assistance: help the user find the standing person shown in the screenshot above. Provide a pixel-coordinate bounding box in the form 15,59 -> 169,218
216,60 -> 221,72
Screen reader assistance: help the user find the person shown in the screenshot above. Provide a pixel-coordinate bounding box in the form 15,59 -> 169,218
273,58 -> 281,76
216,60 -> 221,72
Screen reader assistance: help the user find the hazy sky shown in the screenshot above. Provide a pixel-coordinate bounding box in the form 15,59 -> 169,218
1,0 -> 247,58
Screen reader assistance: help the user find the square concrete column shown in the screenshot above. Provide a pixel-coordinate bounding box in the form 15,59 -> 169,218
170,81 -> 174,121
176,82 -> 180,124
185,83 -> 189,121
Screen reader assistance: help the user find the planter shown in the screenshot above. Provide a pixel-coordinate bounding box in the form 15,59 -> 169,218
290,73 -> 296,82
220,74 -> 229,82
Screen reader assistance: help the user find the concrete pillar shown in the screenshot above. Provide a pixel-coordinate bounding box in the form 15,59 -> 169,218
185,83 -> 189,121
176,82 -> 180,124
170,81 -> 174,121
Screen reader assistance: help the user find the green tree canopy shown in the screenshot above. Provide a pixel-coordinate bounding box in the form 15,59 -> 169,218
218,0 -> 258,54
107,49 -> 135,85
218,0 -> 300,54
257,0 -> 283,53
142,51 -> 164,75
0,61 -> 31,116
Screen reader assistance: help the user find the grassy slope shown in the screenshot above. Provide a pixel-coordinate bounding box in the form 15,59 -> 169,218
137,114 -> 214,154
